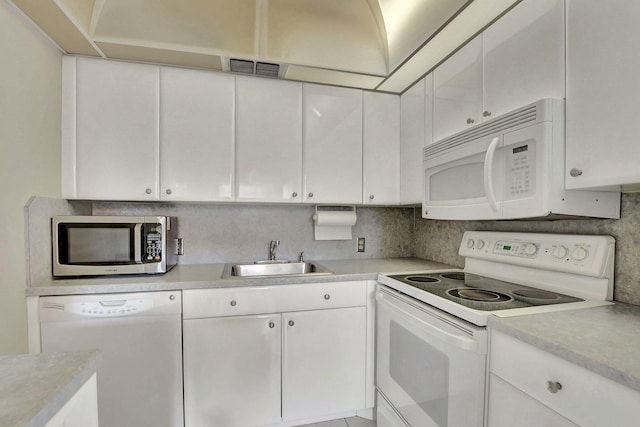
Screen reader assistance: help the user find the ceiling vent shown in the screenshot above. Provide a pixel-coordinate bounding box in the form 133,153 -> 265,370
225,58 -> 286,78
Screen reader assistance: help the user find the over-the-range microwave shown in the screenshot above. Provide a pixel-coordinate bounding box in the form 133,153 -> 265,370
422,98 -> 620,220
52,215 -> 178,277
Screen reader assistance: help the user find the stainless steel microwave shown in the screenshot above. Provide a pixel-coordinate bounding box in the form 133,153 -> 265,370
52,216 -> 178,277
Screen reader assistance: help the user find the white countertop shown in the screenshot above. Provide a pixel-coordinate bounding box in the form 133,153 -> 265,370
0,351 -> 101,427
26,258 -> 456,296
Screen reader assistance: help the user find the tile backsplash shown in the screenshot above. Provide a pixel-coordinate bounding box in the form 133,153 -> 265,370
26,194 -> 640,307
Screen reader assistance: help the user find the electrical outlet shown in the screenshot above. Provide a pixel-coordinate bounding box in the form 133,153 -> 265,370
357,237 -> 365,252
177,238 -> 184,255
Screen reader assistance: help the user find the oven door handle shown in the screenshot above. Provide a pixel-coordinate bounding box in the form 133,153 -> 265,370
483,136 -> 500,212
377,291 -> 480,352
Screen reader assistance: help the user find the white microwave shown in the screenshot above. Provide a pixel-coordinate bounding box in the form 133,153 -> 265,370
52,215 -> 178,277
422,99 -> 620,220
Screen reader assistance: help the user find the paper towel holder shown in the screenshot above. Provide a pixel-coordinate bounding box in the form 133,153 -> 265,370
312,205 -> 357,241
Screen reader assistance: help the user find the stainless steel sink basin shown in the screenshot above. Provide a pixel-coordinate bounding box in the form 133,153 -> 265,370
222,261 -> 333,278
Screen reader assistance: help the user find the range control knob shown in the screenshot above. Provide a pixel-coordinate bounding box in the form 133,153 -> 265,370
467,239 -> 475,249
552,245 -> 569,259
523,243 -> 538,256
571,246 -> 589,261
476,240 -> 486,249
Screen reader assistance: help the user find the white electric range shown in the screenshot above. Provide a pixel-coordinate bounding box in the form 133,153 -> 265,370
375,231 -> 615,427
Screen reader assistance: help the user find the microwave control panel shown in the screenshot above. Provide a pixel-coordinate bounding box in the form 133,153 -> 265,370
144,224 -> 163,262
506,141 -> 536,199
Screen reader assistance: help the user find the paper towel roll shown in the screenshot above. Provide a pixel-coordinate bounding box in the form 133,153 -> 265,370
313,210 -> 357,226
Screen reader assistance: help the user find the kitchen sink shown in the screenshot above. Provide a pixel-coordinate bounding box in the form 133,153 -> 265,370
222,261 -> 333,278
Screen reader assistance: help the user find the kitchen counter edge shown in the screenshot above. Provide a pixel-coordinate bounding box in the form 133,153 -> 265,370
26,258 -> 456,296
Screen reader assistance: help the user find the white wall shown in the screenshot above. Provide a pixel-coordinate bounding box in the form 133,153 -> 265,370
0,0 -> 62,354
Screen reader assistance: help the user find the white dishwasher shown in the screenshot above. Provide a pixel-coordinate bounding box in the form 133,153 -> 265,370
39,291 -> 183,427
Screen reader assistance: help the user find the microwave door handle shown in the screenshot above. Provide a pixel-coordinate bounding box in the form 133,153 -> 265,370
134,224 -> 143,264
484,136 -> 500,212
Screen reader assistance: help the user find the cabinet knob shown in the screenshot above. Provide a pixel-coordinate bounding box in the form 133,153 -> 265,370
369,194 -> 375,200
308,192 -> 314,198
268,321 -> 275,329
169,294 -> 176,301
292,192 -> 298,198
165,189 -> 172,195
324,294 -> 331,300
466,118 -> 475,124
288,320 -> 295,326
569,168 -> 583,177
230,300 -> 237,307
483,110 -> 492,117
546,380 -> 563,394
145,188 -> 152,195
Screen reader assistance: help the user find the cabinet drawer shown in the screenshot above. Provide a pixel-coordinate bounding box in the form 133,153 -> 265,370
490,330 -> 640,427
183,281 -> 367,319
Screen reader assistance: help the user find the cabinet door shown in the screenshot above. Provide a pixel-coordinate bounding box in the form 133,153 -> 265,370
566,0 -> 640,190
303,84 -> 363,204
433,35 -> 483,142
236,76 -> 303,202
160,67 -> 235,201
183,315 -> 282,427
282,307 -> 367,421
74,58 -> 160,200
363,91 -> 400,205
400,75 -> 432,205
488,374 -> 578,427
483,0 -> 565,119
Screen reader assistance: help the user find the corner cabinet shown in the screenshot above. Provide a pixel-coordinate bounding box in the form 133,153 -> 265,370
182,281 -> 370,427
400,75 -> 433,205
235,76 -> 303,203
302,84 -> 363,204
363,92 -> 400,205
433,0 -> 565,142
488,330 -> 640,427
62,56 -> 235,201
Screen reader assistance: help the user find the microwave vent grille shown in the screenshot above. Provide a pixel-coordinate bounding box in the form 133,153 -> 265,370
424,104 -> 539,160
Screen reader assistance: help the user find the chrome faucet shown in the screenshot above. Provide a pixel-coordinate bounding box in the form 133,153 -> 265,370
269,240 -> 280,261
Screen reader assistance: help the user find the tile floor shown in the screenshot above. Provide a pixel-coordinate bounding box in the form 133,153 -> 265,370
297,416 -> 376,427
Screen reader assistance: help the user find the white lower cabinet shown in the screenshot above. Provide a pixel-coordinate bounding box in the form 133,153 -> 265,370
183,282 -> 368,427
489,330 -> 640,427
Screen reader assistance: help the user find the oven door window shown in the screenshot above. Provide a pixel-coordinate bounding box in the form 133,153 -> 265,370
376,289 -> 487,427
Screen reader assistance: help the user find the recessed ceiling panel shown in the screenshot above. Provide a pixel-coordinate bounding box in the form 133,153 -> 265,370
92,0 -> 256,58
267,0 -> 387,75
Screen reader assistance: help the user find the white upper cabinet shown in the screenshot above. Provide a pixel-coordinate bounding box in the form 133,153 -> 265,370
433,36 -> 484,142
433,0 -> 565,143
160,67 -> 235,201
400,76 -> 432,204
483,0 -> 565,118
235,76 -> 303,202
565,0 -> 640,190
363,92 -> 400,205
64,57 -> 160,200
303,84 -> 363,204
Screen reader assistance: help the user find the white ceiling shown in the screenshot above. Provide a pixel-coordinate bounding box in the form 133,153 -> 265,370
11,0 -> 519,93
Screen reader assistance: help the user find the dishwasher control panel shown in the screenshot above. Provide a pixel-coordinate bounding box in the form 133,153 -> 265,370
66,298 -> 154,317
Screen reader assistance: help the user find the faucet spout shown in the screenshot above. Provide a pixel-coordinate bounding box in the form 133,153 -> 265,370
269,240 -> 280,261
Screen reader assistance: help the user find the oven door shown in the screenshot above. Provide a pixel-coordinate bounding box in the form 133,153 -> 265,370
376,286 -> 487,427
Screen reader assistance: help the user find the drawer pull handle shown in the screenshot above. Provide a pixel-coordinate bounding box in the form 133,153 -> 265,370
324,294 -> 331,300
230,300 -> 237,307
546,380 -> 563,394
